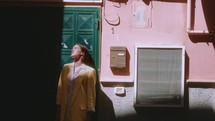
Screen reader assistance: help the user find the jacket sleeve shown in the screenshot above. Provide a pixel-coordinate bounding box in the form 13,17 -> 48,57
86,69 -> 96,112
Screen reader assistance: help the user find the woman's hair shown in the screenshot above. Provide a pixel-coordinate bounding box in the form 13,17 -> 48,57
76,44 -> 95,68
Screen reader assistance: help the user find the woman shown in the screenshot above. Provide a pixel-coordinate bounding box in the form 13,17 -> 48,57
56,44 -> 97,121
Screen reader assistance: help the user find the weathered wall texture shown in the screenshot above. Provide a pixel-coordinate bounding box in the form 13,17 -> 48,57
99,0 -> 215,121
99,87 -> 215,121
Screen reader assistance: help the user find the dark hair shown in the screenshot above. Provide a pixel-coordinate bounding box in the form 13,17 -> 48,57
76,44 -> 95,68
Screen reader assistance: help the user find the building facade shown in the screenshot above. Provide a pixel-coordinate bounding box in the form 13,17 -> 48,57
1,0 -> 214,121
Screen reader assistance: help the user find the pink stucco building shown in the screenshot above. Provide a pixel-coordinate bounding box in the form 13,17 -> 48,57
0,0 -> 214,121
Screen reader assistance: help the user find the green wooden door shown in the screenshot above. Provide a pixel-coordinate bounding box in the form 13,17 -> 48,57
61,7 -> 100,71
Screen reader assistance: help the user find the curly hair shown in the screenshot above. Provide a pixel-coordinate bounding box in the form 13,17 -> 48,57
76,44 -> 95,69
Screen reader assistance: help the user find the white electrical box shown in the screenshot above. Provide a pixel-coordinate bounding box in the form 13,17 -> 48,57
114,87 -> 125,95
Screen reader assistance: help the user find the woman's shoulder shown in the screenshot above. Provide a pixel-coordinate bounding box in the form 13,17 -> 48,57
64,63 -> 73,66
62,63 -> 73,69
84,64 -> 95,71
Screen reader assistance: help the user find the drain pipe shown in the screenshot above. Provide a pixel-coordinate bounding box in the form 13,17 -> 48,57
186,0 -> 215,35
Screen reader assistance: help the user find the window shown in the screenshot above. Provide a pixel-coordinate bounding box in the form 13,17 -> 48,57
134,45 -> 185,107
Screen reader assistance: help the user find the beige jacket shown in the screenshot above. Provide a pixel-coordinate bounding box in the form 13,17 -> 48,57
56,63 -> 96,121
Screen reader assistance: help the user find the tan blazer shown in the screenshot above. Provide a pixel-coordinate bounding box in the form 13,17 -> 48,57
56,63 -> 96,121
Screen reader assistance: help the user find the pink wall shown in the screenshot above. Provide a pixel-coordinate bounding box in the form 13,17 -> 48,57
100,0 -> 215,83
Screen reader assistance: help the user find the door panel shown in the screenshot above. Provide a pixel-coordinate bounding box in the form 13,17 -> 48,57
61,7 -> 100,70
63,13 -> 74,31
77,14 -> 94,30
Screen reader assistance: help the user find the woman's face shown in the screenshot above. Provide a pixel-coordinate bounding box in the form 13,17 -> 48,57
71,44 -> 83,59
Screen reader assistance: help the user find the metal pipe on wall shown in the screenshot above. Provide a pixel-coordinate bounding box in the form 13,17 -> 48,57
186,0 -> 215,35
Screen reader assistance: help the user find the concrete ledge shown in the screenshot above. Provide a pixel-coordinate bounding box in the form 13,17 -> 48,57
187,79 -> 215,88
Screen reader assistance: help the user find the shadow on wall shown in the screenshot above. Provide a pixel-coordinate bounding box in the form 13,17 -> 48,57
114,104 -> 214,121
107,0 -> 128,8
187,87 -> 215,121
188,108 -> 215,121
202,0 -> 215,32
189,35 -> 215,51
185,51 -> 190,81
135,107 -> 188,121
188,103 -> 215,121
127,80 -> 190,121
142,0 -> 151,5
146,0 -> 187,3
189,0 -> 215,50
98,89 -> 116,121
134,103 -> 214,121
0,5 -> 63,121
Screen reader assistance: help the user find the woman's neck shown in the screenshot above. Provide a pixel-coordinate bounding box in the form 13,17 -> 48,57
73,59 -> 83,67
